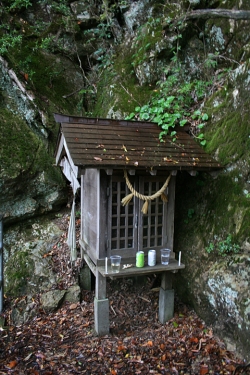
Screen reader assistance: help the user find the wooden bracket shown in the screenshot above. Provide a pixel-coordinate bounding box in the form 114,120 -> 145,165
150,170 -> 157,175
105,169 -> 113,175
188,170 -> 197,176
128,169 -> 136,175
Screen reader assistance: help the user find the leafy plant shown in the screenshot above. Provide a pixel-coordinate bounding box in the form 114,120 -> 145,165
126,71 -> 210,145
37,0 -> 70,15
206,235 -> 240,257
0,34 -> 22,55
7,0 -> 32,11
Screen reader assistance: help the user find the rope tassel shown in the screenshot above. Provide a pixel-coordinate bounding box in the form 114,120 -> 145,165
161,192 -> 168,203
121,193 -> 134,206
141,200 -> 149,215
121,170 -> 171,214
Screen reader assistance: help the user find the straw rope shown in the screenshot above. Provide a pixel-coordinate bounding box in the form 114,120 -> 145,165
121,170 -> 171,214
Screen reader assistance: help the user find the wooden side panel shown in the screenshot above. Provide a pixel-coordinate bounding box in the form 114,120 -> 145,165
80,174 -> 84,258
82,169 -> 100,260
98,170 -> 109,259
166,176 -> 176,257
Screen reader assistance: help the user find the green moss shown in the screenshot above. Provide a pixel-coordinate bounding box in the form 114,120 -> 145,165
205,100 -> 250,165
0,110 -> 41,178
175,171 -> 248,252
5,249 -> 33,296
0,108 -> 64,190
202,173 -> 248,241
93,44 -> 155,117
130,18 -> 163,69
7,42 -> 83,119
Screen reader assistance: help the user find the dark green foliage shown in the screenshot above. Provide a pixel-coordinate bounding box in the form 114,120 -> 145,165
206,235 -> 240,257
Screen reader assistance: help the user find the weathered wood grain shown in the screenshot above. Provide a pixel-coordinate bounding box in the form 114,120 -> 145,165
98,259 -> 185,278
54,115 -> 222,171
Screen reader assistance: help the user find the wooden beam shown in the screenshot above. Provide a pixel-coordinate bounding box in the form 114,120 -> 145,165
84,253 -> 97,277
95,271 -> 107,299
97,259 -> 184,278
161,272 -> 172,290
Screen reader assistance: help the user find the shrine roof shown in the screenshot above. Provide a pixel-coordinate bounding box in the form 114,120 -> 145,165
54,113 -> 222,171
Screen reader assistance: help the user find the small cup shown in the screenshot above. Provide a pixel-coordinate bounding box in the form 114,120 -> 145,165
110,255 -> 121,273
161,249 -> 171,265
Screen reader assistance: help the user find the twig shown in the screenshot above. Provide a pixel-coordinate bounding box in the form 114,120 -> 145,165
123,309 -> 129,317
138,296 -> 151,303
73,37 -> 97,93
111,305 -> 117,316
62,88 -> 84,99
120,83 -> 141,106
207,53 -> 240,66
150,287 -> 160,292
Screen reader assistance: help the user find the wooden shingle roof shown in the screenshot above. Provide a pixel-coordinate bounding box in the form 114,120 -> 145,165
54,113 -> 222,171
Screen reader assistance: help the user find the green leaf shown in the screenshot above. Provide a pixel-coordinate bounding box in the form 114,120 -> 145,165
193,110 -> 201,116
180,119 -> 187,126
141,113 -> 150,120
173,321 -> 179,328
125,113 -> 135,120
202,113 -> 209,121
141,105 -> 149,112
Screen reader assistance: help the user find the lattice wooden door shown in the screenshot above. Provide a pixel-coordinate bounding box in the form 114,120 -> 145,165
108,175 -> 168,256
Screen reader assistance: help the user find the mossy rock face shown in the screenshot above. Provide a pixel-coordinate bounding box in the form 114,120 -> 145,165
4,217 -> 62,297
93,54 -> 155,118
173,172 -> 250,360
5,249 -> 34,297
0,108 -> 67,223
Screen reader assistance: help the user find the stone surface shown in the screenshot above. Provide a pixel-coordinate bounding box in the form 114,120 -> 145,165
94,297 -> 109,335
4,218 -> 62,296
158,288 -> 175,324
40,290 -> 66,312
65,285 -> 81,303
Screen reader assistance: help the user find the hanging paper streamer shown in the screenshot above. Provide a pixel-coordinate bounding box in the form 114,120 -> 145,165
67,198 -> 77,262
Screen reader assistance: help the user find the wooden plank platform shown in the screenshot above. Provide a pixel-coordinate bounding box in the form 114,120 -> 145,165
97,259 -> 185,278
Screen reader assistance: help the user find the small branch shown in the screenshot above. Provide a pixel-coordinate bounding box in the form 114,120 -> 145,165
62,87 -> 84,99
163,8 -> 250,29
111,305 -> 117,316
178,8 -> 250,22
73,37 -> 97,94
138,296 -> 151,303
120,83 -> 141,106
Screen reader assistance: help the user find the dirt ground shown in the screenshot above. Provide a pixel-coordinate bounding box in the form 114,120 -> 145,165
0,211 -> 248,374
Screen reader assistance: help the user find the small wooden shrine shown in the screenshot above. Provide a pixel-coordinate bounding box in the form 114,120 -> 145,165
54,113 -> 222,334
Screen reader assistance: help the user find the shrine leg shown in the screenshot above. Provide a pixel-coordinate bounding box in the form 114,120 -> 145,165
94,271 -> 109,335
159,272 -> 174,323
